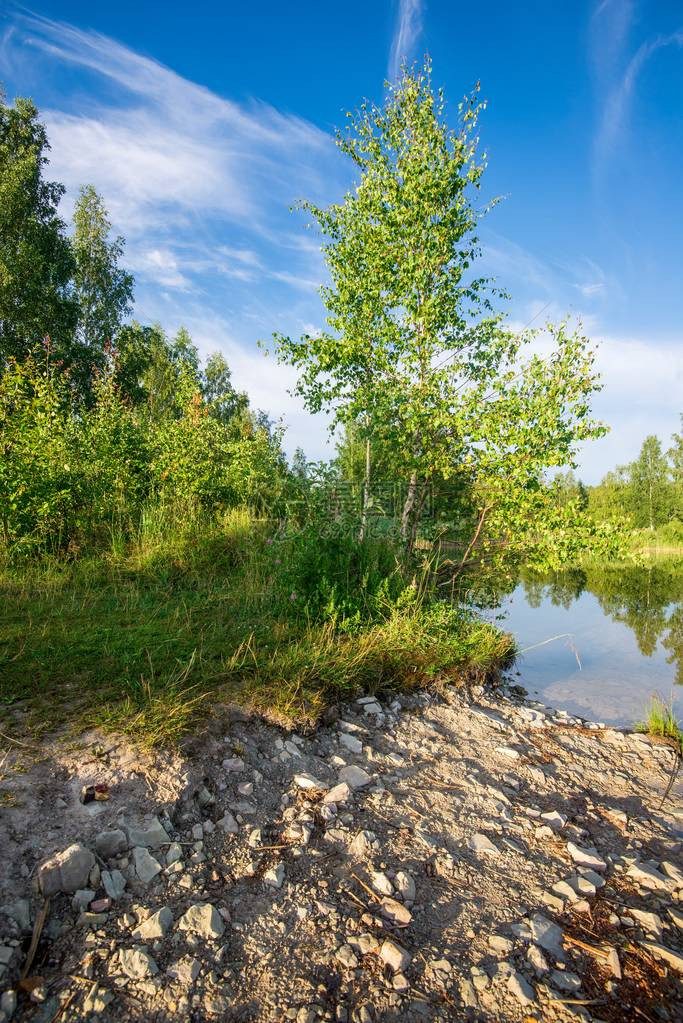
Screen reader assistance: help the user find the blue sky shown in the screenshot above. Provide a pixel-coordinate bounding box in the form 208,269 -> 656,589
1,0 -> 682,481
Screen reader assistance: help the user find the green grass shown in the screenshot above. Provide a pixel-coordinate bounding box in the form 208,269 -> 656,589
637,696 -> 683,752
0,509 -> 514,747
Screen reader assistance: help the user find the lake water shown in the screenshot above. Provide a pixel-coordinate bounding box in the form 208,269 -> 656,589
489,563 -> 683,728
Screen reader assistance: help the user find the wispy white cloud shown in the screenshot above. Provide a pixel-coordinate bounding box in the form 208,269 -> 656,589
1,12 -> 340,253
388,0 -> 423,82
591,0 -> 683,183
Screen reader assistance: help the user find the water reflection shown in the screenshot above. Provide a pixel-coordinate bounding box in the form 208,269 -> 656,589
493,561 -> 683,726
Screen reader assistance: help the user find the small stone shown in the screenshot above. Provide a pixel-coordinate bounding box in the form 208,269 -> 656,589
370,871 -> 394,896
0,990 -> 17,1019
125,817 -> 169,849
166,843 -> 183,865
630,909 -> 663,939
72,889 -> 96,912
222,757 -> 245,772
336,944 -> 359,968
394,871 -> 416,902
459,979 -> 478,1008
640,941 -> 683,973
567,842 -> 607,872
82,983 -> 114,1014
529,913 -> 565,960
527,944 -> 549,973
237,782 -> 253,797
495,746 -> 521,759
469,833 -> 499,856
540,810 -> 566,829
38,843 -> 96,896
2,899 -> 30,933
507,971 -> 535,1006
338,765 -> 372,789
133,847 -> 162,884
167,956 -> 201,986
340,733 -> 363,754
626,862 -> 671,890
177,903 -> 225,939
350,830 -> 377,856
217,812 -> 239,834
551,969 -> 581,992
95,829 -> 128,858
102,869 -> 126,900
90,898 -> 111,913
488,935 -> 513,954
133,906 -> 174,940
119,947 -> 158,979
379,939 -> 411,972
380,898 -> 412,928
264,863 -> 285,888
294,773 -> 325,790
324,783 -> 351,804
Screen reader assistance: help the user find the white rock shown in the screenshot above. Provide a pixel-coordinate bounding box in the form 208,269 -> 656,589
626,862 -> 671,890
630,908 -> 663,939
469,833 -> 499,856
507,971 -> 535,1005
102,869 -> 126,900
294,773 -> 325,791
529,914 -> 565,960
217,812 -> 239,834
125,818 -> 169,849
264,862 -> 285,888
177,903 -> 225,939
371,871 -> 394,897
567,842 -> 607,872
38,844 -> 96,896
166,956 -> 201,986
340,733 -> 363,754
133,906 -> 173,940
526,944 -> 549,974
222,757 -> 245,772
324,783 -> 351,804
133,847 -> 162,884
380,939 -> 411,972
338,765 -> 372,789
380,898 -> 412,928
119,947 -> 158,979
336,944 -> 359,969
394,871 -> 416,903
640,941 -> 683,973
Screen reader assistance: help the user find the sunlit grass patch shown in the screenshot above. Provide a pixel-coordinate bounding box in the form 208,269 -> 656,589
636,695 -> 683,752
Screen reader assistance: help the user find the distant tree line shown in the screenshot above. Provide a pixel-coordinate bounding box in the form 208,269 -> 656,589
553,426 -> 683,537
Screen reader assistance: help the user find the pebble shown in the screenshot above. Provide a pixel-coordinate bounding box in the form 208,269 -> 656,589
133,847 -> 162,884
177,903 -> 225,939
528,913 -> 565,960
507,970 -> 535,1005
133,906 -> 174,940
38,843 -> 95,896
264,863 -> 285,889
119,947 -> 158,979
566,842 -> 607,872
338,766 -> 372,789
126,817 -> 169,849
324,783 -> 351,804
379,939 -> 411,973
95,829 -> 128,858
469,833 -> 499,856
294,773 -> 325,791
102,869 -> 127,900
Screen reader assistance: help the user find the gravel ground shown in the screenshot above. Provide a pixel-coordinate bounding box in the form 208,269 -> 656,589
1,682 -> 682,1022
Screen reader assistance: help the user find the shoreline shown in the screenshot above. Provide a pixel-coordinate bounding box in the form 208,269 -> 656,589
1,682 -> 682,1022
